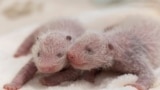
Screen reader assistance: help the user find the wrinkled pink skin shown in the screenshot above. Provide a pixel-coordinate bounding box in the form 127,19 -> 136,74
39,66 -> 82,86
3,62 -> 98,90
39,67 -> 101,86
4,19 -> 98,90
67,16 -> 160,90
4,59 -> 37,90
3,59 -> 83,90
81,69 -> 102,83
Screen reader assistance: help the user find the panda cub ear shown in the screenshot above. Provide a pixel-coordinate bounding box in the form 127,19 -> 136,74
66,35 -> 72,41
107,43 -> 114,50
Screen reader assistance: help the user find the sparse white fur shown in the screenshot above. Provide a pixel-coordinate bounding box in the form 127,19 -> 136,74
32,31 -> 72,73
67,15 -> 160,90
31,19 -> 85,73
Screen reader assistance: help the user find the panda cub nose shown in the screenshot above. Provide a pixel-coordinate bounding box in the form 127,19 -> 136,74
67,51 -> 75,62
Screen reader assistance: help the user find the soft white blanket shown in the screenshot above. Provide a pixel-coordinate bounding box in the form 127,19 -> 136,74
1,6 -> 160,90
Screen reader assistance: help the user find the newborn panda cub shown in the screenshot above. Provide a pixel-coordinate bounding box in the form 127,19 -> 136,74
67,16 -> 160,90
4,19 -> 97,90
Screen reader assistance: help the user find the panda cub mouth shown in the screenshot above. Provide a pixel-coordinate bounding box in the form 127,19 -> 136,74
38,66 -> 58,73
70,61 -> 87,69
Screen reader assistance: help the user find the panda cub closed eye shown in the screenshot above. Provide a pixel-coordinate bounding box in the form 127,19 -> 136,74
37,52 -> 40,57
66,35 -> 72,41
37,37 -> 39,40
57,53 -> 64,58
85,46 -> 94,55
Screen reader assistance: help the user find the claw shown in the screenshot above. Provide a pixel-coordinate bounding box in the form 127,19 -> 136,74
125,83 -> 146,90
3,83 -> 21,90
